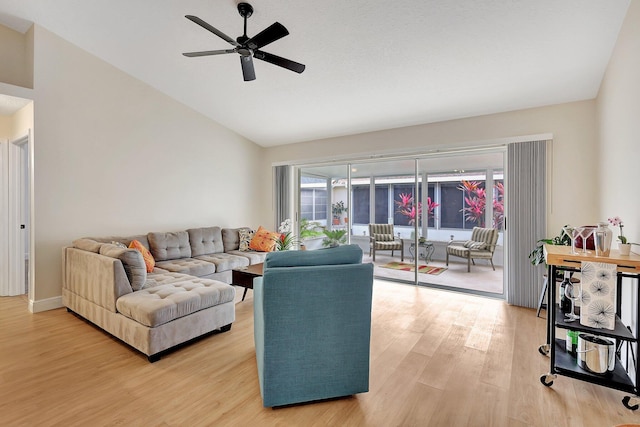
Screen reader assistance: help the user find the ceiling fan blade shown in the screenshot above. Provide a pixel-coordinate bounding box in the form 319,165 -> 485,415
240,56 -> 256,81
183,49 -> 236,57
185,15 -> 239,47
254,50 -> 305,74
245,22 -> 289,50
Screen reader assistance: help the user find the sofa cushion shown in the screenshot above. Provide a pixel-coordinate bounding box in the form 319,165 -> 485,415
89,234 -> 150,250
222,227 -> 249,252
116,278 -> 235,328
99,243 -> 147,291
188,227 -> 224,257
195,253 -> 249,271
147,271 -> 195,286
129,239 -> 156,273
249,226 -> 280,252
148,231 -> 192,261
154,258 -> 216,277
238,228 -> 255,251
73,238 -> 103,253
226,250 -> 268,264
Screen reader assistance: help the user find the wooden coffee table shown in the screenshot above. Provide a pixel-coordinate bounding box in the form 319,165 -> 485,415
231,263 -> 264,301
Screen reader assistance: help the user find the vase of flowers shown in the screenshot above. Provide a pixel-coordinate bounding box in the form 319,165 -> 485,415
274,218 -> 298,251
608,216 -> 631,255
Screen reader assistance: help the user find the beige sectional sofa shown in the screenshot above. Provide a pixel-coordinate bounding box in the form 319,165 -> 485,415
62,226 -> 267,362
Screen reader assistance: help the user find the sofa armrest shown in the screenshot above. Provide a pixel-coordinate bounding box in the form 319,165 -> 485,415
63,247 -> 133,313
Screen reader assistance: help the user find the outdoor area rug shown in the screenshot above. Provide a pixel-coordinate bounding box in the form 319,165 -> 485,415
380,262 -> 447,275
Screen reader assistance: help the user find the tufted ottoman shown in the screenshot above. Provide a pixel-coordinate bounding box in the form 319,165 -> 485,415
116,278 -> 235,328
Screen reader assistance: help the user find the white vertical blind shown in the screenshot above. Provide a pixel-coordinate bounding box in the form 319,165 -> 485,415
506,140 -> 547,307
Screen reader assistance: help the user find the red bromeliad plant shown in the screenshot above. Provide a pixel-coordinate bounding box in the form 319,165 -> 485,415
458,180 -> 504,229
492,182 -> 504,229
395,192 -> 439,225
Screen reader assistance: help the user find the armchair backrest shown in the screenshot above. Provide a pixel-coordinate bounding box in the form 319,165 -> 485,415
369,223 -> 395,240
470,227 -> 499,252
254,244 -> 374,407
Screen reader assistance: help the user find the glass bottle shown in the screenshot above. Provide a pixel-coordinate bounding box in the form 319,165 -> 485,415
594,221 -> 613,257
559,271 -> 572,313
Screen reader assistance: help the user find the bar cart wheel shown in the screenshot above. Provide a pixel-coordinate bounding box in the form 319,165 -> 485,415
540,374 -> 556,387
538,344 -> 550,357
622,396 -> 640,411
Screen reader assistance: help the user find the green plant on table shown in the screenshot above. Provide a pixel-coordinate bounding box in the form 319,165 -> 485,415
529,226 -> 571,267
274,218 -> 299,251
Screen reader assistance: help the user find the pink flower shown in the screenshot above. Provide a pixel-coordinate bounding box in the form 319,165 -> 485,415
608,216 -> 627,244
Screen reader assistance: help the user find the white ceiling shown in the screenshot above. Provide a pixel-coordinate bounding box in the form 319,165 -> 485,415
0,1 -> 630,146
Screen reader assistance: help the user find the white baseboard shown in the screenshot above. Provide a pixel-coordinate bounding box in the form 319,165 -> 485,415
29,295 -> 63,313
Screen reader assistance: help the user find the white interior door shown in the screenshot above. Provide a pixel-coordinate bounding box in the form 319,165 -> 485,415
5,135 -> 29,296
0,139 -> 9,295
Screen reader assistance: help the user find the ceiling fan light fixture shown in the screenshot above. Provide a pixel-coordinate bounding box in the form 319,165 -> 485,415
182,2 -> 305,81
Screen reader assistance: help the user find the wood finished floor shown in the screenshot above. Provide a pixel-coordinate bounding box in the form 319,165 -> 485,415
1,281 -> 638,426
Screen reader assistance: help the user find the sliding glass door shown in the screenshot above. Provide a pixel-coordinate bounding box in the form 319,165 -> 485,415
295,149 -> 505,296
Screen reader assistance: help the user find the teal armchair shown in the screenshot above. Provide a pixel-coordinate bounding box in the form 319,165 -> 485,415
253,245 -> 374,407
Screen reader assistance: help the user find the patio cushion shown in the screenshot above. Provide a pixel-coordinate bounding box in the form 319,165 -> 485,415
463,240 -> 487,250
373,233 -> 393,242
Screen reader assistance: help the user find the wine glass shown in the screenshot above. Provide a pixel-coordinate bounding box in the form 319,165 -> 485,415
576,226 -> 595,254
563,225 -> 577,254
564,281 -> 581,322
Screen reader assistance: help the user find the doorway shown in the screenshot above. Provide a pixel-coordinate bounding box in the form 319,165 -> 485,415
0,133 -> 31,296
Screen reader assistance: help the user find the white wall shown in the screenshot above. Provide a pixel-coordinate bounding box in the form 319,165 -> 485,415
597,0 -> 640,250
28,26 -> 265,306
263,100 -> 600,238
0,23 -> 32,89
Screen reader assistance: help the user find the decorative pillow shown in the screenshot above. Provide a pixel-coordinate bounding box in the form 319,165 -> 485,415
249,226 -> 280,252
128,239 -> 156,273
111,241 -> 128,249
463,240 -> 487,250
373,233 -> 393,242
238,228 -> 255,251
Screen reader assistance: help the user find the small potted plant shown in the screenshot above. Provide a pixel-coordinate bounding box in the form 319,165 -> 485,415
608,216 -> 632,255
529,227 -> 571,267
331,201 -> 346,225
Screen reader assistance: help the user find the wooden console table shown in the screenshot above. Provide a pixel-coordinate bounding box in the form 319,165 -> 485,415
540,244 -> 640,410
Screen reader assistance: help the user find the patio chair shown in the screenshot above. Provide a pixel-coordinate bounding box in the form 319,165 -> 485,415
368,224 -> 404,262
446,227 -> 499,272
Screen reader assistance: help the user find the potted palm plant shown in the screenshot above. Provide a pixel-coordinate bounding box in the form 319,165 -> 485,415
299,219 -> 325,250
322,229 -> 347,247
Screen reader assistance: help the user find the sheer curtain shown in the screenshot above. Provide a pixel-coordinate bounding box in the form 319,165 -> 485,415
506,140 -> 548,307
273,165 -> 291,229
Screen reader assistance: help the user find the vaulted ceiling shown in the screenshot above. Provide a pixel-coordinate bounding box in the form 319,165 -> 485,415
0,1 -> 630,146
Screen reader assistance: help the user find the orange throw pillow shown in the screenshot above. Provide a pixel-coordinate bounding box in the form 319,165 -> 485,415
249,226 -> 281,252
129,239 -> 155,273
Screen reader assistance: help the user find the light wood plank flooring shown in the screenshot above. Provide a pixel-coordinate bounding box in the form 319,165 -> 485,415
1,281 -> 638,426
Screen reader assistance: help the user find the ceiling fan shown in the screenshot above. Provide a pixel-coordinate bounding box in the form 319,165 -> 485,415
183,2 -> 306,81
